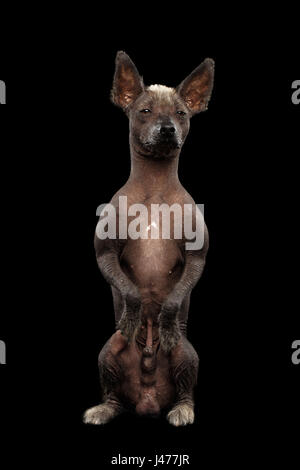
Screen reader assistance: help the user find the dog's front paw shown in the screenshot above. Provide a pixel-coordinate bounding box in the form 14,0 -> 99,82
167,404 -> 194,427
83,404 -> 117,425
118,314 -> 141,342
159,320 -> 180,354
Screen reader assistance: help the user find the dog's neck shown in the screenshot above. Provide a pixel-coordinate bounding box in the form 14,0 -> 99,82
128,142 -> 181,194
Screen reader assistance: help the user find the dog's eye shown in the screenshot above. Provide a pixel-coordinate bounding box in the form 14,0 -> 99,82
140,109 -> 151,113
177,110 -> 186,116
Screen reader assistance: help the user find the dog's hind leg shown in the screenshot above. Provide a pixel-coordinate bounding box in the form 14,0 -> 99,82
166,336 -> 199,427
83,334 -> 125,425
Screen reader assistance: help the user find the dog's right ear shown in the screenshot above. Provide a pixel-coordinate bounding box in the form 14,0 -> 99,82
111,51 -> 144,111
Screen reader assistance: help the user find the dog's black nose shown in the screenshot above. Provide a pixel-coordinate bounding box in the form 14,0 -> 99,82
160,125 -> 175,136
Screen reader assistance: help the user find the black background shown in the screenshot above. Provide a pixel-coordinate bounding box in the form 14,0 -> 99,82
0,9 -> 299,469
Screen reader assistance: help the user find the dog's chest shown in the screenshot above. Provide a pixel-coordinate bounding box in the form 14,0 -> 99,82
117,194 -> 186,290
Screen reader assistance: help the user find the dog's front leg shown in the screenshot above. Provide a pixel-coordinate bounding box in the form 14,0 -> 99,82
95,240 -> 141,341
159,250 -> 207,353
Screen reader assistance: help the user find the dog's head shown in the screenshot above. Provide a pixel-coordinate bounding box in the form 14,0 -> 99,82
111,51 -> 214,159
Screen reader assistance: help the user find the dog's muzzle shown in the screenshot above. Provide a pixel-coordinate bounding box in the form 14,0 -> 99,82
154,124 -> 181,149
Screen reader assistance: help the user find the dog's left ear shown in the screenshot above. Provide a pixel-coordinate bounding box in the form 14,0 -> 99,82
177,58 -> 215,115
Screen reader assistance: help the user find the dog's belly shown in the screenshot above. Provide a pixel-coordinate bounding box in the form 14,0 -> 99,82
118,340 -> 175,415
121,238 -> 184,307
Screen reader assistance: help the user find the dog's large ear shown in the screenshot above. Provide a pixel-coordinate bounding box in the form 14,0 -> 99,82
111,51 -> 144,110
176,58 -> 215,115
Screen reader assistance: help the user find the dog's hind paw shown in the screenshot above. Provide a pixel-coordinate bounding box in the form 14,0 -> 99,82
167,404 -> 194,427
83,403 -> 118,425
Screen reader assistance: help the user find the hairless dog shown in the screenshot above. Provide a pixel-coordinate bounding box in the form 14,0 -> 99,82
84,51 -> 214,426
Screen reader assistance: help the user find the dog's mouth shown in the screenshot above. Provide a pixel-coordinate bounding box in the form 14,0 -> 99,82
141,140 -> 180,159
143,136 -> 181,151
